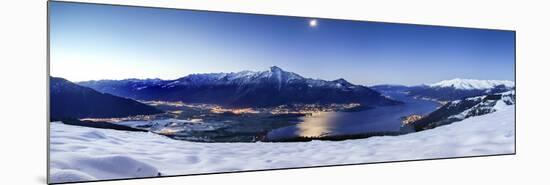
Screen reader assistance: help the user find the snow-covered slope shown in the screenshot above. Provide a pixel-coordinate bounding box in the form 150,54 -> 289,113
49,105 -> 514,183
429,78 -> 515,90
450,91 -> 515,120
412,90 -> 515,131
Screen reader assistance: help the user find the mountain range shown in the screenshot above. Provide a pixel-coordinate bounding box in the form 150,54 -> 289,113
50,77 -> 162,120
428,78 -> 514,90
78,66 -> 402,108
372,78 -> 515,101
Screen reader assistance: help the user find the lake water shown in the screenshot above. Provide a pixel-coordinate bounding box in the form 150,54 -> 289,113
266,91 -> 440,141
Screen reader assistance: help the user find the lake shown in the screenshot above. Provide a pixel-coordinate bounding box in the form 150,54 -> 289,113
265,90 -> 440,141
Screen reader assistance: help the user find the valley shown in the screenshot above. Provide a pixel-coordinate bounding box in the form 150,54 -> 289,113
50,68 -> 516,143
80,101 -> 378,142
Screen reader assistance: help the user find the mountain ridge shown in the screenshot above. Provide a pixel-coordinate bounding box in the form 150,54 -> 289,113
78,66 -> 401,108
50,76 -> 163,120
428,78 -> 515,90
372,79 -> 515,101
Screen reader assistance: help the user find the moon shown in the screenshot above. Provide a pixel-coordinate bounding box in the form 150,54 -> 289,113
309,19 -> 318,27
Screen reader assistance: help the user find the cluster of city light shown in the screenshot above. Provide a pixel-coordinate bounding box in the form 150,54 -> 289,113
210,107 -> 260,114
415,97 -> 447,105
80,100 -> 365,124
80,114 -> 159,123
153,128 -> 180,135
140,100 -> 186,107
170,110 -> 183,114
401,114 -> 423,125
269,103 -> 361,115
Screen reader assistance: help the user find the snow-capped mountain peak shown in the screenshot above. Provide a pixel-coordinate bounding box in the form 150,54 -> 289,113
260,66 -> 304,82
175,66 -> 305,86
269,66 -> 283,72
429,78 -> 515,90
333,78 -> 351,85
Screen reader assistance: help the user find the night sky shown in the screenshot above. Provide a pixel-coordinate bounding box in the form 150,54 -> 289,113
50,2 -> 515,85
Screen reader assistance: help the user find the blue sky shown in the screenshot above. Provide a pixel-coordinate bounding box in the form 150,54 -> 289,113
49,2 -> 515,85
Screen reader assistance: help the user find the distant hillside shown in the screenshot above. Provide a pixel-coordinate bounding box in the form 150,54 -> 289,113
428,78 -> 514,90
372,79 -> 515,101
50,77 -> 162,120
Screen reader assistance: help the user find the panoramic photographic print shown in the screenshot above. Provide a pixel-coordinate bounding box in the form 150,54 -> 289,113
48,1 -> 516,184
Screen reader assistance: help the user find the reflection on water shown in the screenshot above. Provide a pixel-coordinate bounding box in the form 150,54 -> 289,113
267,91 -> 439,141
296,112 -> 337,137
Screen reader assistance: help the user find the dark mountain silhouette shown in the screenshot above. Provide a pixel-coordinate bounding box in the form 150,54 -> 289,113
50,77 -> 162,120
